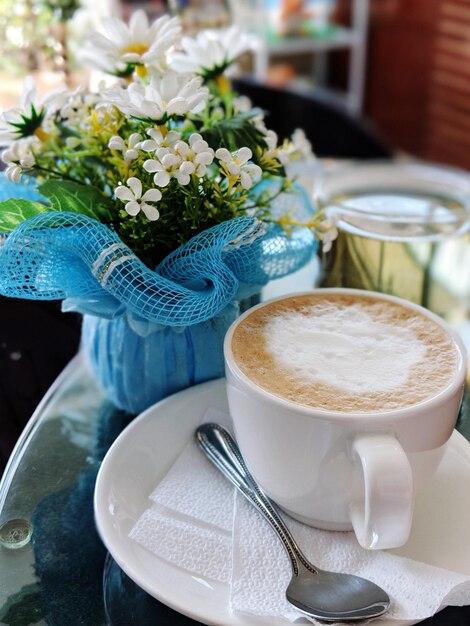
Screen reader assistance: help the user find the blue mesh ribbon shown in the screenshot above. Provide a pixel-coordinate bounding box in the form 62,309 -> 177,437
0,182 -> 317,326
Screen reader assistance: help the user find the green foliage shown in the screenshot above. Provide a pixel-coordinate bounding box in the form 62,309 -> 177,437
115,176 -> 249,267
0,181 -> 115,233
39,0 -> 80,21
38,180 -> 114,222
0,198 -> 51,232
202,111 -> 268,160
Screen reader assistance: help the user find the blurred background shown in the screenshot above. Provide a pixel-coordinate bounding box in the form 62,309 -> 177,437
1,0 -> 469,170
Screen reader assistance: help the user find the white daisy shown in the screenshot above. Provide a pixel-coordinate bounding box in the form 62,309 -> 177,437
81,11 -> 182,77
105,70 -> 209,121
170,26 -> 254,78
0,76 -> 67,146
114,177 -> 161,220
108,133 -> 142,163
215,147 -> 262,190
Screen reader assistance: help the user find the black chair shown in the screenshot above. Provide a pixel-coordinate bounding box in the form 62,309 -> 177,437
0,299 -> 81,473
231,77 -> 392,160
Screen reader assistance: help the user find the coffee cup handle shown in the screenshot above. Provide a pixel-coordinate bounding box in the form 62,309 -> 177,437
349,434 -> 413,550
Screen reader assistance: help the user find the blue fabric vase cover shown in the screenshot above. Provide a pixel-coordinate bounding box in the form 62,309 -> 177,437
0,176 -> 318,412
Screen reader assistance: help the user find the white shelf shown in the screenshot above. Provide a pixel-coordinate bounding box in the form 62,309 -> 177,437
247,0 -> 369,116
255,27 -> 361,55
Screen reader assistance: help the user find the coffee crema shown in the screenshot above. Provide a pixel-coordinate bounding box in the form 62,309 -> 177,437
230,292 -> 459,412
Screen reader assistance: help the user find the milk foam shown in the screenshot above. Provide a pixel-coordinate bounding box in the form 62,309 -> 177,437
265,306 -> 427,394
231,293 -> 459,412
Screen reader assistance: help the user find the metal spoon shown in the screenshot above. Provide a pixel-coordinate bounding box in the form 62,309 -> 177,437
195,422 -> 390,623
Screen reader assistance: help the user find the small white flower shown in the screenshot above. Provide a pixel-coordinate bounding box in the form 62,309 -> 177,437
178,133 -> 214,175
253,112 -> 270,135
140,128 -> 181,152
143,133 -> 214,187
5,165 -> 22,183
144,147 -> 188,186
232,95 -> 252,114
81,11 -> 182,76
170,26 -> 253,77
215,146 -> 262,190
259,129 -> 285,168
280,128 -> 315,164
114,177 -> 161,221
318,218 -> 338,253
292,129 -> 314,156
105,70 -> 209,121
108,133 -> 142,163
264,130 -> 278,152
2,139 -> 37,182
144,153 -> 174,187
0,76 -> 67,146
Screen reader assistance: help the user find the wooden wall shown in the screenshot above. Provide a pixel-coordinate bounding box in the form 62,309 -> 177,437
364,0 -> 470,171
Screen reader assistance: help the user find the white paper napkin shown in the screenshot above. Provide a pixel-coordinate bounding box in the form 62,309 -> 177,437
129,409 -> 470,623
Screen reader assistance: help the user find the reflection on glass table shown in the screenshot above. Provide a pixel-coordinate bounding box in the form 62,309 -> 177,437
0,353 -> 469,625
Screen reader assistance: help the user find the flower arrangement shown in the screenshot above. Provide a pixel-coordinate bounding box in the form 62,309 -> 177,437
0,9 -> 338,412
0,9 -> 333,269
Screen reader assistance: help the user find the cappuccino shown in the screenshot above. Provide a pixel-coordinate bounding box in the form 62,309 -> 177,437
231,292 -> 459,412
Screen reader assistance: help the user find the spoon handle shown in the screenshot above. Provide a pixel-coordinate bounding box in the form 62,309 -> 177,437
195,422 -> 316,576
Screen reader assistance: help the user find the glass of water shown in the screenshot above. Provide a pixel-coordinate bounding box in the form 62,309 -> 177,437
316,161 -> 470,346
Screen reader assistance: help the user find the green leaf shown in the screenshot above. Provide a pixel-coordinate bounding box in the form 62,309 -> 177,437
0,198 -> 51,232
38,180 -> 114,222
202,111 -> 268,161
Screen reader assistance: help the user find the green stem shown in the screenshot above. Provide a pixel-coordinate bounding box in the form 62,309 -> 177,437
244,184 -> 287,211
32,165 -> 77,182
223,91 -> 233,119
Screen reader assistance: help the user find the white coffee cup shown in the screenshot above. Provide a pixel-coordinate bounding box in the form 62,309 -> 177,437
224,288 -> 467,550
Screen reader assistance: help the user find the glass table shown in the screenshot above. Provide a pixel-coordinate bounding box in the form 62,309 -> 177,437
1,352 -> 470,626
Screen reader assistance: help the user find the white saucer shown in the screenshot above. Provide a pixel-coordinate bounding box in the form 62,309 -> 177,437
94,378 -> 470,626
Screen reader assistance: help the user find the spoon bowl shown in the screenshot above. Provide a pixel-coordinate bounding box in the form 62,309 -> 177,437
196,422 -> 390,622
287,566 -> 389,621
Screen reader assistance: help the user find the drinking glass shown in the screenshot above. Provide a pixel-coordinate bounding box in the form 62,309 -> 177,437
317,161 -> 470,347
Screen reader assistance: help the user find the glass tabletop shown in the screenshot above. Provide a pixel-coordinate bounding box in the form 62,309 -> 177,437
0,352 -> 469,626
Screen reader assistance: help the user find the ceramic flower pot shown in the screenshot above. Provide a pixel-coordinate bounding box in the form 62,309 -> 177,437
81,302 -> 239,414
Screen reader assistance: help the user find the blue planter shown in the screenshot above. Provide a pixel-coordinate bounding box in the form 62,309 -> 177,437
81,302 -> 239,414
